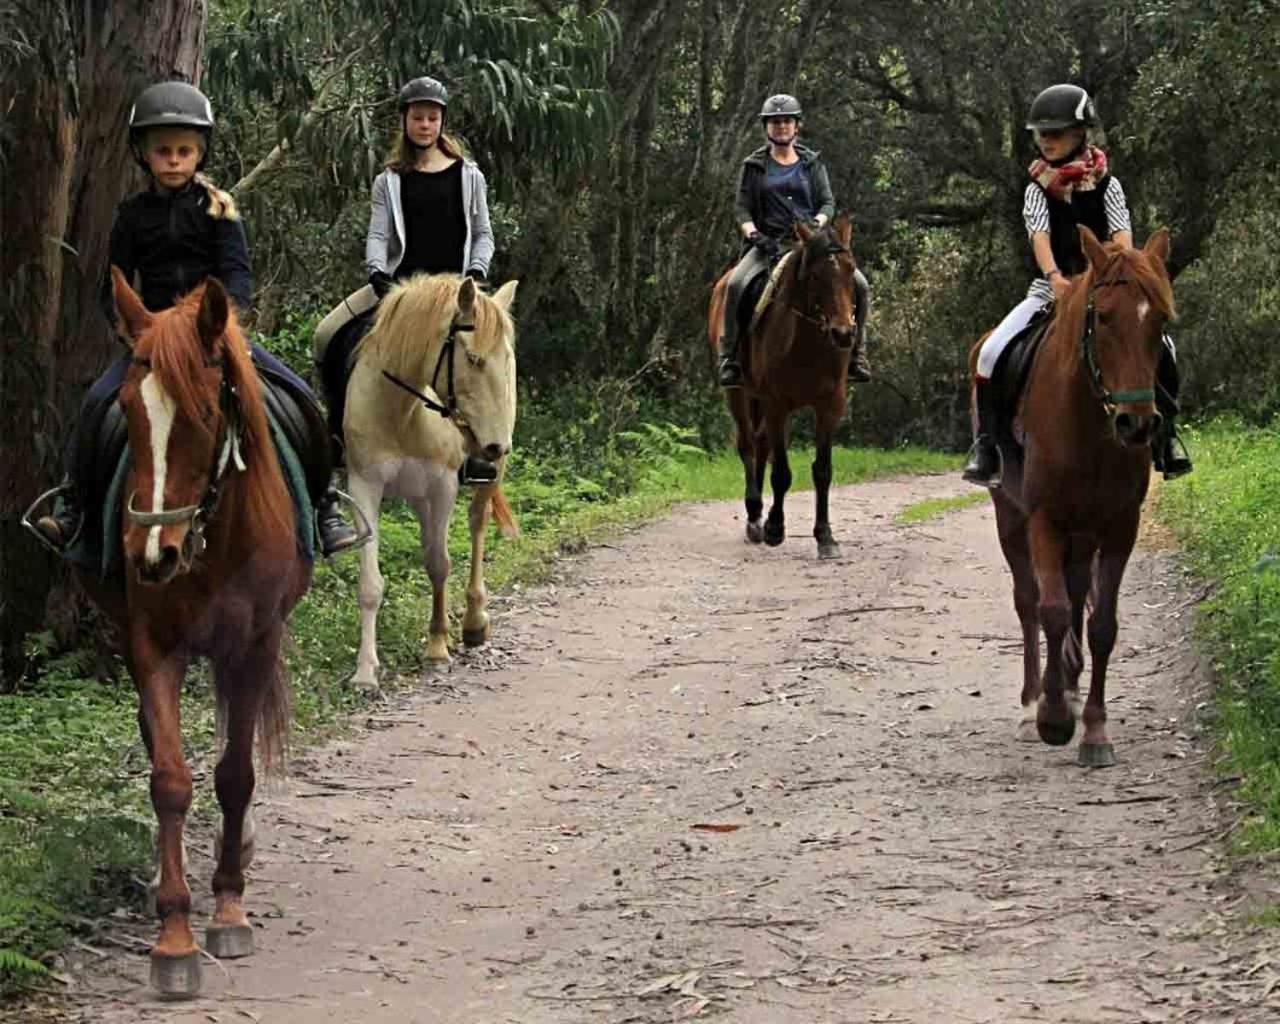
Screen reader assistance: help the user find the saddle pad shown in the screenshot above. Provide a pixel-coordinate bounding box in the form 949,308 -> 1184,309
751,250 -> 795,330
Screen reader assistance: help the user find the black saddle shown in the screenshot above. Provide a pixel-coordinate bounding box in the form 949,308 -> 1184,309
994,310 -> 1052,443
318,309 -> 376,454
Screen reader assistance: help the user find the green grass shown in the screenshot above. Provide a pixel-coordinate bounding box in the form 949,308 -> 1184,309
0,433 -> 952,992
1155,419 -> 1280,856
895,491 -> 988,524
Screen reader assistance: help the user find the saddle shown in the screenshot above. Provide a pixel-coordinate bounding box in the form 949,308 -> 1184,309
994,310 -> 1052,446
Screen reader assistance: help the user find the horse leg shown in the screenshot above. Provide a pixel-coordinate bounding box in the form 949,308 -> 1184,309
462,484 -> 493,646
1078,514 -> 1139,768
1064,538 -> 1097,722
206,642 -> 275,960
1027,512 -> 1075,746
812,407 -> 840,560
994,496 -> 1041,742
763,408 -> 791,547
749,402 -> 769,542
347,471 -> 385,688
133,638 -> 201,996
415,469 -> 458,664
733,392 -> 763,543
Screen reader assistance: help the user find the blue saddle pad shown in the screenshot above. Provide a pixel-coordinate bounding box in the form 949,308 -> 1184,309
67,409 -> 315,585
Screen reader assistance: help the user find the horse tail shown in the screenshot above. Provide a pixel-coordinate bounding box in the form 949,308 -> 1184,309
491,485 -> 520,538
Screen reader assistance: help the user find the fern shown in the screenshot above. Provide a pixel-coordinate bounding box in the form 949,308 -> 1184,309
0,947 -> 49,982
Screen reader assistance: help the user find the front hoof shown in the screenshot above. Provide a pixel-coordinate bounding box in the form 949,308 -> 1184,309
1015,716 -> 1040,743
1077,742 -> 1116,768
462,623 -> 490,647
1036,712 -> 1076,746
151,951 -> 202,998
350,665 -> 380,691
205,924 -> 254,959
746,520 -> 764,544
764,521 -> 785,547
817,540 -> 841,560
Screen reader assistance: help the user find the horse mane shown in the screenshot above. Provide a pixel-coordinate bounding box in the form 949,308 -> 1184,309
362,274 -> 514,387
144,288 -> 292,541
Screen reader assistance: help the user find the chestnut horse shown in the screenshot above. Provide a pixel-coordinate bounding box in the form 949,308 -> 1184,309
971,227 -> 1176,767
82,269 -> 312,996
708,215 -> 857,559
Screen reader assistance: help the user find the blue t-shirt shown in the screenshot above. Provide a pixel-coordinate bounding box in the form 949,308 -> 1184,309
762,157 -> 816,239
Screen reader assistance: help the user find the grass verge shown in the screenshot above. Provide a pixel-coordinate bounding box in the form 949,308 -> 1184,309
1154,420 -> 1280,854
0,436 -> 954,993
895,491 -> 987,524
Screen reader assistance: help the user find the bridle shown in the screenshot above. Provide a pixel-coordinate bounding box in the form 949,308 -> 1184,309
785,237 -> 855,338
1080,276 -> 1157,415
126,353 -> 246,561
381,316 -> 481,427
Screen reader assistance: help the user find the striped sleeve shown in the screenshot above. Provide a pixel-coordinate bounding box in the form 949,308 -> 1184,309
1104,177 -> 1132,235
1023,183 -> 1049,237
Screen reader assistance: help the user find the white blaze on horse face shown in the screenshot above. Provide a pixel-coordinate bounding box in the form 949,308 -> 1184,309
1137,300 -> 1150,324
140,373 -> 176,566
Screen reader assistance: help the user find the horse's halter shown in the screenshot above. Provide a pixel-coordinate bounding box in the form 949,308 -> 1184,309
126,353 -> 246,562
381,315 -> 483,427
787,237 -> 854,338
1080,276 -> 1157,415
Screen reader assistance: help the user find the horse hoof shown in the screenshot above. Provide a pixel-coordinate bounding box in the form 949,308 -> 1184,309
1015,717 -> 1040,743
1077,742 -> 1116,768
764,523 -> 785,547
462,624 -> 490,647
150,951 -> 202,998
1036,716 -> 1076,747
746,521 -> 764,544
817,541 -> 841,560
205,923 -> 254,959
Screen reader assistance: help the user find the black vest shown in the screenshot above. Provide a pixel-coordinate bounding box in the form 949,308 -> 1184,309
1042,174 -> 1112,276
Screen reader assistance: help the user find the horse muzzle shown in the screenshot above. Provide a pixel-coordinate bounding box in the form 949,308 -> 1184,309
1112,409 -> 1162,447
831,325 -> 855,350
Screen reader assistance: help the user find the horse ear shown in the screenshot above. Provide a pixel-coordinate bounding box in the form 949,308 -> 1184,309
834,213 -> 853,248
1078,225 -> 1108,270
491,279 -> 518,315
1144,227 -> 1171,267
458,276 -> 477,318
111,265 -> 152,344
197,278 -> 229,352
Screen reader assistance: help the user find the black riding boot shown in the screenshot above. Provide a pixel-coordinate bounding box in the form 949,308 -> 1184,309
849,271 -> 872,383
1153,340 -> 1192,479
316,486 -> 363,556
962,379 -> 1003,488
458,456 -> 499,486
33,474 -> 82,551
718,310 -> 743,388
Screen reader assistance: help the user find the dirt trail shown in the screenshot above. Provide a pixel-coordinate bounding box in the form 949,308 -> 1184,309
63,474 -> 1278,1023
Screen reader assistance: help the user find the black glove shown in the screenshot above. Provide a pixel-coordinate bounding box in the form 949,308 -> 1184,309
749,231 -> 780,261
464,268 -> 487,283
369,271 -> 393,299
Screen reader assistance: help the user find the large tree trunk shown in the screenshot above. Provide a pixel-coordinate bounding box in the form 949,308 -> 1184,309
0,0 -> 206,683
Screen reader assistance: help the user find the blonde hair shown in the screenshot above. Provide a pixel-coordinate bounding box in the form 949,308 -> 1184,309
195,172 -> 239,221
386,129 -> 469,172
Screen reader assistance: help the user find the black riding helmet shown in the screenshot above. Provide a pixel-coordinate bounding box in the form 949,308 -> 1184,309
759,93 -> 802,121
399,76 -> 449,112
128,81 -> 215,170
1026,84 -> 1097,132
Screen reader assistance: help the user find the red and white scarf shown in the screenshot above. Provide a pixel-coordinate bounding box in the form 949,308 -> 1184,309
1028,144 -> 1108,201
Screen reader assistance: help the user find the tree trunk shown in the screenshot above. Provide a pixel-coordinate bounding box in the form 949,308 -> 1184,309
0,0 -> 206,683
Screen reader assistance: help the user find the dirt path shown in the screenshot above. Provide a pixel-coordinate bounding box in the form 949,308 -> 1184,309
63,474 -> 1278,1023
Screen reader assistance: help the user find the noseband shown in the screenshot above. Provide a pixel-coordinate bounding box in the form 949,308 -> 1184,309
1080,276 -> 1157,414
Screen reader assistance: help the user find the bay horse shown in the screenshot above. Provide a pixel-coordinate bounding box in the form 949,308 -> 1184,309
342,274 -> 519,685
708,215 -> 857,559
972,227 -> 1176,767
83,269 -> 311,996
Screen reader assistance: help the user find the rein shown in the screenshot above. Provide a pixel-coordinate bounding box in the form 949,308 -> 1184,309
381,318 -> 477,424
126,354 -> 246,559
1080,276 -> 1157,412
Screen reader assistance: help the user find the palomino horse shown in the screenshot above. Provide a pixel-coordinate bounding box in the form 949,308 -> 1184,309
972,227 -> 1176,767
708,215 -> 857,559
343,274 -> 518,685
85,270 -> 311,996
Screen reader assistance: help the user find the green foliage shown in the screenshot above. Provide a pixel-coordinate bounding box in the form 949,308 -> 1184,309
1156,420 -> 1280,853
895,491 -> 987,524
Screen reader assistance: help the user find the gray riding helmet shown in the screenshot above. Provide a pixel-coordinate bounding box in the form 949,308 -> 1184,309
128,81 -> 215,169
1026,84 -> 1097,132
760,93 -> 803,121
398,76 -> 449,111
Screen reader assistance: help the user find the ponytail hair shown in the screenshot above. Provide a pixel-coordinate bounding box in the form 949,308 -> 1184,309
195,172 -> 239,221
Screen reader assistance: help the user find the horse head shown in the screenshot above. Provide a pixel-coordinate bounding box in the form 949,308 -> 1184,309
1075,226 -> 1176,448
791,213 -> 857,346
113,268 -> 280,586
450,277 -> 519,463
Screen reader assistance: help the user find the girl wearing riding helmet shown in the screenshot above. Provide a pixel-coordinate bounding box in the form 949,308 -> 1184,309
34,81 -> 361,556
963,83 -> 1190,487
719,93 -> 872,389
317,74 -> 497,484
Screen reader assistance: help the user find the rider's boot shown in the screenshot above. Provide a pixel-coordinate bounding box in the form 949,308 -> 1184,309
718,301 -> 744,389
316,485 -> 364,556
848,324 -> 872,383
1153,340 -> 1192,480
962,378 -> 1003,488
33,475 -> 82,551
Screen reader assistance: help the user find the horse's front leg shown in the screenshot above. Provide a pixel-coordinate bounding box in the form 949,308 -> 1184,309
415,468 -> 459,664
812,407 -> 840,560
206,638 -> 277,960
730,391 -> 763,543
132,634 -> 201,996
463,484 -> 494,646
347,471 -> 385,688
1079,513 -> 1139,768
1064,539 -> 1098,722
1028,513 -> 1075,746
763,408 -> 792,547
993,496 -> 1042,741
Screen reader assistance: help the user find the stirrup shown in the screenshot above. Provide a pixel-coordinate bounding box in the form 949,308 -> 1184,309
317,488 -> 373,556
22,485 -> 83,556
